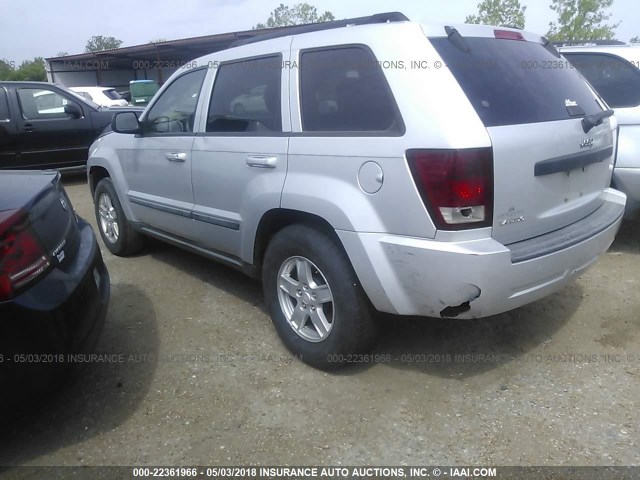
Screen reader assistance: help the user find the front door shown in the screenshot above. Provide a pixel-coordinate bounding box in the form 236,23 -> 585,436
123,68 -> 208,238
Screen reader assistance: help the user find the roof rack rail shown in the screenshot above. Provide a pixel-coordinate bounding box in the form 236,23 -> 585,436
230,11 -> 410,47
552,40 -> 626,47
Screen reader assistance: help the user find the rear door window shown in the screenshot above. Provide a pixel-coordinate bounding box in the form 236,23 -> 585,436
430,37 -> 603,127
563,53 -> 640,108
299,46 -> 403,133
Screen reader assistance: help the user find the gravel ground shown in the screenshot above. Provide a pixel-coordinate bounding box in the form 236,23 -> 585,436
0,174 -> 639,470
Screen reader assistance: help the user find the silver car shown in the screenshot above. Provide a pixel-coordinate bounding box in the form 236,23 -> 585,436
560,43 -> 640,214
87,13 -> 626,369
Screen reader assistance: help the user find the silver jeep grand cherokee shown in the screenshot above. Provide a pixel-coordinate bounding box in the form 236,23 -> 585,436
87,13 -> 626,369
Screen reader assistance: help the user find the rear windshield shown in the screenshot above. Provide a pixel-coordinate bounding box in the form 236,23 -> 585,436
131,82 -> 159,97
103,89 -> 122,100
430,37 -> 603,127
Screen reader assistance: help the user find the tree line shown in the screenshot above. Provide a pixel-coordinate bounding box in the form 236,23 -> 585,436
1,1 -> 636,82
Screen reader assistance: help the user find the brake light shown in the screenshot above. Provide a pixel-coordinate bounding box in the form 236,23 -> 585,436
0,209 -> 51,302
407,148 -> 494,230
494,29 -> 525,41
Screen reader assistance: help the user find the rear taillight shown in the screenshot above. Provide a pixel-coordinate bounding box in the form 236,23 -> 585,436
0,209 -> 51,302
407,148 -> 494,231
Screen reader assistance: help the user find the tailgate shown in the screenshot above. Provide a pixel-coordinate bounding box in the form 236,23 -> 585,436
489,119 -> 612,244
429,30 -> 614,244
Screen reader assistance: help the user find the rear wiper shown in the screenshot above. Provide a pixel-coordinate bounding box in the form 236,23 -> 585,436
541,36 -> 561,58
445,26 -> 470,53
582,109 -> 615,133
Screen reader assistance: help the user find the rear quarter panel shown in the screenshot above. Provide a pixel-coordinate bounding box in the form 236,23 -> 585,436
284,23 -> 492,238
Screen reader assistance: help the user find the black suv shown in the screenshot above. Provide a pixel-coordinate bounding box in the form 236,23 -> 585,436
0,81 -> 142,171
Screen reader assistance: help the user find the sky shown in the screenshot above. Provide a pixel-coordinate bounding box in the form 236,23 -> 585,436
1,0 -> 638,63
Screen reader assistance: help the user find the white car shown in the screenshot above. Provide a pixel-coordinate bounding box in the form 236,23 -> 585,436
560,44 -> 640,214
69,86 -> 128,107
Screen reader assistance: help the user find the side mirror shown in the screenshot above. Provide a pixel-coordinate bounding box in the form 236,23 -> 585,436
64,103 -> 82,118
112,111 -> 141,134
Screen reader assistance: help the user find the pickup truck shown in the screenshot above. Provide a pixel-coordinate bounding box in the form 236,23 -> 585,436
0,81 -> 143,171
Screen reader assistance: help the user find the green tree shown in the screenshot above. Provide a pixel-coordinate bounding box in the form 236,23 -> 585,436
631,36 -> 640,43
0,59 -> 16,81
547,0 -> 619,42
11,57 -> 47,81
465,0 -> 527,29
85,35 -> 123,53
56,51 -> 69,57
254,3 -> 335,29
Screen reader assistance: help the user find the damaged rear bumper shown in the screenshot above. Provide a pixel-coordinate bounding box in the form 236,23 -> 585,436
337,190 -> 625,319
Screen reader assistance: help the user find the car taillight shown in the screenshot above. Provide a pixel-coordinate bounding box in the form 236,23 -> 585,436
0,209 -> 51,302
407,148 -> 494,230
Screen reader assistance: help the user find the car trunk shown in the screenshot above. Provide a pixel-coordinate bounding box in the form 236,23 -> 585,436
488,120 -> 612,244
0,171 -> 80,272
28,176 -> 80,271
429,33 -> 614,244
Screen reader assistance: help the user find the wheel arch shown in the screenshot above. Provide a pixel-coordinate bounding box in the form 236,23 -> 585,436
251,209 -> 348,274
88,165 -> 111,197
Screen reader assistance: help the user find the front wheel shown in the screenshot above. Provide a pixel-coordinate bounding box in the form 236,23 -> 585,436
262,224 -> 378,369
94,178 -> 144,256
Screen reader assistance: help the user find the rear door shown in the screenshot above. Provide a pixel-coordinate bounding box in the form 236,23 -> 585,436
14,86 -> 96,169
431,35 -> 614,244
191,43 -> 290,260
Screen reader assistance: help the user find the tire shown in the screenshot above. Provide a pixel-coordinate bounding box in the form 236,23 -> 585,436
94,178 -> 144,256
262,224 -> 378,369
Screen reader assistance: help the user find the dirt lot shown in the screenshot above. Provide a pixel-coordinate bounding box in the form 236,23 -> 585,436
1,173 -> 639,469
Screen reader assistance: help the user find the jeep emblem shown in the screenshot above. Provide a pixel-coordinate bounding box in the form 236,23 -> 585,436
580,138 -> 594,149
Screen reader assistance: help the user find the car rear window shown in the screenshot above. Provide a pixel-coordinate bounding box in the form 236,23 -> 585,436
103,89 -> 122,100
430,37 -> 603,127
0,89 -> 9,119
299,47 -> 403,133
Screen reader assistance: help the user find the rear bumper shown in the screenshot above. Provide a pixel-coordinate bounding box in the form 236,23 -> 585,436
0,220 -> 110,397
339,189 -> 626,319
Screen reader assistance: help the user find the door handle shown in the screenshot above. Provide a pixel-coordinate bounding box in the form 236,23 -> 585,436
246,155 -> 277,168
165,152 -> 187,162
23,124 -> 35,132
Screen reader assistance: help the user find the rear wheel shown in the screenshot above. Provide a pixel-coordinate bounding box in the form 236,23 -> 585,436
94,178 -> 144,256
262,224 -> 378,369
